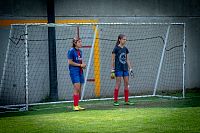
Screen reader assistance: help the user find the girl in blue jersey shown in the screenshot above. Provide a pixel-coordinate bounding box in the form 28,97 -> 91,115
111,34 -> 133,106
68,37 -> 86,111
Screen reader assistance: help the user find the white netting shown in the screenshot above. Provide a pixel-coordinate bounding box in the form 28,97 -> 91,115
0,23 -> 185,107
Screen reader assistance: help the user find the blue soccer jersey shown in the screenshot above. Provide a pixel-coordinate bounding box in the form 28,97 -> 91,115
112,45 -> 129,71
67,47 -> 84,84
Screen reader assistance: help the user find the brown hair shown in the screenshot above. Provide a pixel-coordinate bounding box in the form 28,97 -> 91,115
116,34 -> 126,46
72,37 -> 81,47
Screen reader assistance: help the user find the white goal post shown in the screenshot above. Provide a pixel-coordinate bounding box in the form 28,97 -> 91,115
0,22 -> 186,111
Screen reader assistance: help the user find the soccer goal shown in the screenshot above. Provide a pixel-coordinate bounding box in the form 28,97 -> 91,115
0,23 -> 186,111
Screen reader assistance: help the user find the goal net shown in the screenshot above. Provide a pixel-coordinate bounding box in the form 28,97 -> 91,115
0,23 -> 185,110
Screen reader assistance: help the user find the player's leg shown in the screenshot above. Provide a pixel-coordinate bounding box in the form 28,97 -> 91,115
123,75 -> 129,102
123,71 -> 134,105
70,72 -> 83,111
77,74 -> 85,110
113,71 -> 122,106
73,83 -> 81,111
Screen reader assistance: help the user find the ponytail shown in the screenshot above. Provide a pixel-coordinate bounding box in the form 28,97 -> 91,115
116,34 -> 126,46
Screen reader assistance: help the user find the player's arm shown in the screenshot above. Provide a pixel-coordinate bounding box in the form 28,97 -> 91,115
111,53 -> 115,70
127,54 -> 134,77
68,50 -> 80,67
110,53 -> 115,79
80,51 -> 87,68
126,54 -> 132,70
81,61 -> 87,69
68,59 -> 86,68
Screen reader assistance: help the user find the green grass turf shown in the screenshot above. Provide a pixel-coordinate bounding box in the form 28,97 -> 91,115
0,107 -> 200,133
1,107 -> 200,133
1,95 -> 200,133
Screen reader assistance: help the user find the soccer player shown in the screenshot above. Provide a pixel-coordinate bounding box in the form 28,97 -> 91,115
68,37 -> 86,111
111,34 -> 134,106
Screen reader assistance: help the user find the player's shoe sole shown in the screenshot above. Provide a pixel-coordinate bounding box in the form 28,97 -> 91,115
113,101 -> 119,106
124,101 -> 134,105
78,106 -> 85,110
73,106 -> 85,111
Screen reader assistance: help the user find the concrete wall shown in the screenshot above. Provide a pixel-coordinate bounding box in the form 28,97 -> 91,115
56,0 -> 200,17
1,0 -> 199,17
0,0 -> 199,104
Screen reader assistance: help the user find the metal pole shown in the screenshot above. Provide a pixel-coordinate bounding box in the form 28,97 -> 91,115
81,25 -> 98,100
153,25 -> 171,96
182,23 -> 186,98
25,24 -> 29,111
47,0 -> 58,100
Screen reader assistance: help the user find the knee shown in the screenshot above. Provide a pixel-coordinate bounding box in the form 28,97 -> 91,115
115,82 -> 121,88
124,82 -> 129,88
74,85 -> 80,94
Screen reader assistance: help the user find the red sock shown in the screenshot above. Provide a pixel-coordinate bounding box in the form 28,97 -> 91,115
124,89 -> 129,102
114,88 -> 119,102
73,94 -> 79,106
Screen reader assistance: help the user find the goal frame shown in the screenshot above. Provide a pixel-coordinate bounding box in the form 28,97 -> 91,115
0,22 -> 186,111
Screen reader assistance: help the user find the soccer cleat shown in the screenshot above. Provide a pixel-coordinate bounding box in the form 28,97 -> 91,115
124,101 -> 134,105
73,106 -> 80,111
113,101 -> 119,106
78,106 -> 85,110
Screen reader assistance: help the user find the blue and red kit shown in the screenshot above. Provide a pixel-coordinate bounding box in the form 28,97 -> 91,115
67,47 -> 84,84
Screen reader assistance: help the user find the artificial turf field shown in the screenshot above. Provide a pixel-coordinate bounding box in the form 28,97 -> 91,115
1,89 -> 200,133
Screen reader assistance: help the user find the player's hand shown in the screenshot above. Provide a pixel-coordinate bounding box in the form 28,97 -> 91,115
110,69 -> 115,79
80,63 -> 86,69
129,69 -> 134,78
